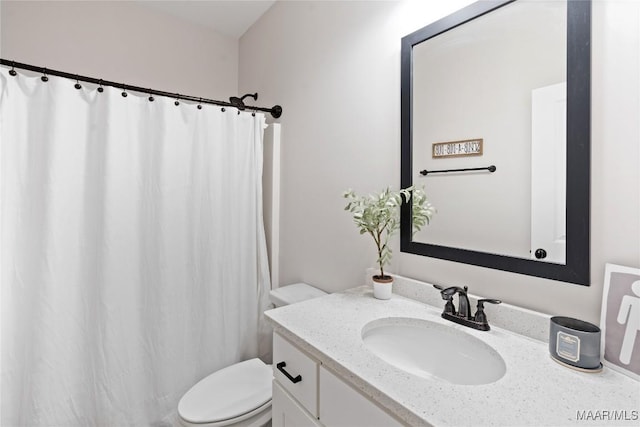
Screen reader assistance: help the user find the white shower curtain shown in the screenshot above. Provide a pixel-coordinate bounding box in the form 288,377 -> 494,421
0,70 -> 272,426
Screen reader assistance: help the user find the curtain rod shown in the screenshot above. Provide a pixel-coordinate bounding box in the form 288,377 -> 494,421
0,59 -> 283,118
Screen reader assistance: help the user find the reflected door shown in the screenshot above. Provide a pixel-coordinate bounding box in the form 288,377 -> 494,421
531,82 -> 567,264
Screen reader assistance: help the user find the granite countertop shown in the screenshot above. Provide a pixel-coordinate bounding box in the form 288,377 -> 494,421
265,286 -> 640,427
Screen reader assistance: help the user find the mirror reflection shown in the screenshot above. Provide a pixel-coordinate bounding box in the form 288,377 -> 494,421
400,0 -> 591,285
411,0 -> 567,264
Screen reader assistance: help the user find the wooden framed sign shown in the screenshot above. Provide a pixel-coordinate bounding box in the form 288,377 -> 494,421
432,138 -> 483,158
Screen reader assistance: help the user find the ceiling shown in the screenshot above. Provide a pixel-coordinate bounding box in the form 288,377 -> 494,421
137,0 -> 276,39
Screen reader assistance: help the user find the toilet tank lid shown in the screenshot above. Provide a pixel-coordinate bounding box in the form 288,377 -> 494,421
269,283 -> 327,306
178,358 -> 271,424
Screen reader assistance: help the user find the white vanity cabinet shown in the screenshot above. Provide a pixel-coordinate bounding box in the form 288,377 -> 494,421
318,366 -> 402,427
272,332 -> 403,427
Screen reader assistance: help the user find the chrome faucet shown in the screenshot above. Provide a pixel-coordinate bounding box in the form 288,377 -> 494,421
433,284 -> 501,331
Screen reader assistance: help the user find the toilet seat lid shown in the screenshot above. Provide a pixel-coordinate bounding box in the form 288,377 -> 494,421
178,358 -> 272,424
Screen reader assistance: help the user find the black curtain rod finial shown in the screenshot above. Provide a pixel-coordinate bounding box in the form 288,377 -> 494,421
271,105 -> 283,119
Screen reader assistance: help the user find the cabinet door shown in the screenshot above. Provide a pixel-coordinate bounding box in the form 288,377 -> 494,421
319,366 -> 403,427
273,332 -> 319,417
273,380 -> 322,427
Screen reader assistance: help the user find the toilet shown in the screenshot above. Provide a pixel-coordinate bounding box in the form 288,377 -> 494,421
177,283 -> 327,427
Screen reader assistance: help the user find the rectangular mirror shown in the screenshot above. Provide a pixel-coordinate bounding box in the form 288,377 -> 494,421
400,0 -> 591,285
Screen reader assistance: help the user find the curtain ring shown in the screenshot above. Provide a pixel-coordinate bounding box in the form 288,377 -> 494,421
221,107 -> 226,113
41,68 -> 49,82
74,75 -> 82,90
8,61 -> 17,77
121,84 -> 128,98
197,98 -> 202,110
174,96 -> 180,106
148,90 -> 154,102
97,79 -> 104,93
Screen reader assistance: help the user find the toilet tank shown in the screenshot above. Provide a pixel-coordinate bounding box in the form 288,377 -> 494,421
269,283 -> 327,307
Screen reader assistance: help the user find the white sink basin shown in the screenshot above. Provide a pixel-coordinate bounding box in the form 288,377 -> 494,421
361,317 -> 506,385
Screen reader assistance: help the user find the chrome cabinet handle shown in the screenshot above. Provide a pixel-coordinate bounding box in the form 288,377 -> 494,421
276,361 -> 302,384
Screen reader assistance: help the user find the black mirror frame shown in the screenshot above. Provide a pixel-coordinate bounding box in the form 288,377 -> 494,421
400,0 -> 591,285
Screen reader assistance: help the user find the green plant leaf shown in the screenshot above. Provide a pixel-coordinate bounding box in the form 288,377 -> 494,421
343,185 -> 435,275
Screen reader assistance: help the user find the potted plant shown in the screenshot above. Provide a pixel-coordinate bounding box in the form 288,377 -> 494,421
343,186 -> 434,299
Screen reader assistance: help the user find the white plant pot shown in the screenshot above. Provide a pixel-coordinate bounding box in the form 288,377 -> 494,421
372,277 -> 393,300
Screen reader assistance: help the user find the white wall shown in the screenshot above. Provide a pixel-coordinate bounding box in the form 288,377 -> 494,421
241,0 -> 471,292
0,1 -> 238,99
240,0 -> 640,325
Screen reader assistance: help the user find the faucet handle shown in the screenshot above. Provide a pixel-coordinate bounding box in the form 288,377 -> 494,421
478,298 -> 501,305
473,299 -> 502,324
433,285 -> 456,314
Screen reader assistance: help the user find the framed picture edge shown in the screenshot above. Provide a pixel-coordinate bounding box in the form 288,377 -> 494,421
600,262 -> 640,381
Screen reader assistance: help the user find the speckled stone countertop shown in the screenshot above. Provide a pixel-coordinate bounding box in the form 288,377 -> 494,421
265,285 -> 640,427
